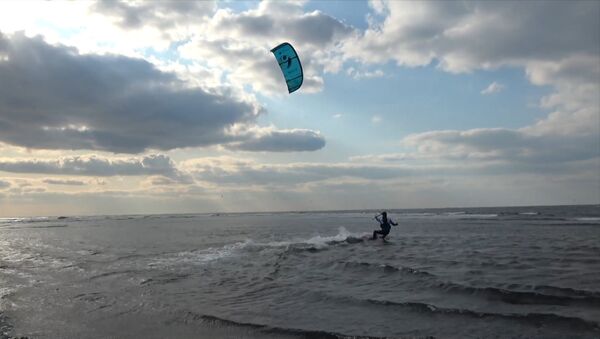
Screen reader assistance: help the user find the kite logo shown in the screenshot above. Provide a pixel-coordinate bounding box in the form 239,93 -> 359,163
282,54 -> 292,68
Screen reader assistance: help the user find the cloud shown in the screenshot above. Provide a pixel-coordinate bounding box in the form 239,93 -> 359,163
0,32 -> 325,153
343,1 -> 599,136
146,176 -> 180,186
92,1 -> 216,31
1,1 -> 352,95
0,179 -> 10,189
346,67 -> 385,79
371,115 -> 382,124
225,127 -> 325,152
349,153 -> 418,163
0,154 -> 183,178
344,1 -> 599,71
401,127 -> 599,168
182,150 -> 599,191
481,81 -> 504,95
42,179 -> 86,186
178,1 -> 354,95
183,156 -> 414,187
346,67 -> 384,80
523,55 -> 600,136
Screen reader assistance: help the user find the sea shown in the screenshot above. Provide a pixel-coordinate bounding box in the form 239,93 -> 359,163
1,205 -> 599,339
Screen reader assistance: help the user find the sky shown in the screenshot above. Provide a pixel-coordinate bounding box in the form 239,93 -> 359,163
0,0 -> 598,217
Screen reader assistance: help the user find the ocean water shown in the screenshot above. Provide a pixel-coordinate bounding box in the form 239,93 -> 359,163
1,205 -> 599,339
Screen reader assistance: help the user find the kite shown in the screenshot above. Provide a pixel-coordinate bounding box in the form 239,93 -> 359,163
271,42 -> 303,94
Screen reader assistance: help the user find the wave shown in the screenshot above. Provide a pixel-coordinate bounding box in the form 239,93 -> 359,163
22,224 -> 68,229
0,217 -> 51,224
181,312 -> 391,339
0,312 -> 14,339
139,272 -> 191,286
181,299 -> 599,337
363,299 -> 600,332
528,284 -> 600,299
434,282 -> 600,307
574,217 -> 600,222
519,212 -> 540,215
88,269 -> 138,281
339,261 -> 436,278
337,261 -> 600,307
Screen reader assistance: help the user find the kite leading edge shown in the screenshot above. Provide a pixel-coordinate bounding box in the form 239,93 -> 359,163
271,42 -> 303,94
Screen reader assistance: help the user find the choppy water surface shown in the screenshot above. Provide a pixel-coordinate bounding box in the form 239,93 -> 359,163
1,205 -> 599,338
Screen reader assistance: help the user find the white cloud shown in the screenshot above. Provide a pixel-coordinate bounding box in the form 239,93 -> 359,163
0,154 -> 182,178
371,115 -> 382,124
401,128 -> 599,166
342,1 -> 599,139
42,179 -> 86,186
481,81 -> 504,95
224,125 -> 325,152
343,2 -> 599,72
178,1 -> 353,95
183,156 -> 413,188
0,1 -> 351,97
346,67 -> 385,79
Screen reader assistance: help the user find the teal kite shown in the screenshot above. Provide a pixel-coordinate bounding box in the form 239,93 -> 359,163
271,42 -> 303,94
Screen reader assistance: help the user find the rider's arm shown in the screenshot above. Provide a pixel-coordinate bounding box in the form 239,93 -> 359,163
391,219 -> 398,226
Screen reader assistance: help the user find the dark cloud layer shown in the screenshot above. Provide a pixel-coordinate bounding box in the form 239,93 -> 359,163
93,0 -> 216,30
0,32 -> 325,153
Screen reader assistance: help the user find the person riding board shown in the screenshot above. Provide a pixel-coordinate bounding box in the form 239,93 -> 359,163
372,211 -> 397,240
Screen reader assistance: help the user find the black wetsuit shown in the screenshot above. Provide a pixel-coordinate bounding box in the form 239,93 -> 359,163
372,215 -> 395,239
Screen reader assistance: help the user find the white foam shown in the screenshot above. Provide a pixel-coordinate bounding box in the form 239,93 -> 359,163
574,217 -> 600,222
149,240 -> 253,267
149,228 -> 368,268
303,227 -> 368,248
451,213 -> 498,218
257,227 -> 368,250
241,227 -> 367,251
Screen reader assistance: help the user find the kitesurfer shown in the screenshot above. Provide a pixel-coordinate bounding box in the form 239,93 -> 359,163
372,211 -> 397,240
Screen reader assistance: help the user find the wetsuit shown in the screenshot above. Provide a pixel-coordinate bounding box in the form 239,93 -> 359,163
372,215 -> 396,239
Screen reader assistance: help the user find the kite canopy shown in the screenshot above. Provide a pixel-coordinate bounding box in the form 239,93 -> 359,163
271,42 -> 303,94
